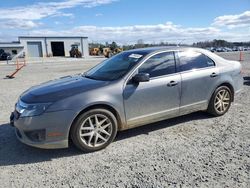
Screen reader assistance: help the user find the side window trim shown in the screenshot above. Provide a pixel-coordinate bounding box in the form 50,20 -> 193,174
205,55 -> 216,67
174,51 -> 181,73
148,72 -> 180,80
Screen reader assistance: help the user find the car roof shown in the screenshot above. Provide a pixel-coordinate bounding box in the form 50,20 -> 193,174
125,46 -> 228,65
126,46 -> 178,54
126,46 -> 206,54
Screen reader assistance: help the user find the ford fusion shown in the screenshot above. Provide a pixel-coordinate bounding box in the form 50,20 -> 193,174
10,47 -> 243,152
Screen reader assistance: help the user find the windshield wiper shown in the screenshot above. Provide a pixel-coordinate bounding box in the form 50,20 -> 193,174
82,73 -> 112,81
84,74 -> 96,80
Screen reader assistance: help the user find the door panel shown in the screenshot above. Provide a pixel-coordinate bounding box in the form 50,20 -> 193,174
123,74 -> 181,127
180,67 -> 219,114
176,50 -> 220,114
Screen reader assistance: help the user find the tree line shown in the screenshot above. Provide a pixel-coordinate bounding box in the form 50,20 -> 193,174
89,39 -> 250,51
193,40 -> 250,48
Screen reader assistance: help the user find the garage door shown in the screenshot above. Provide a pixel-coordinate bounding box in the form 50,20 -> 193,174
51,42 -> 65,56
27,42 -> 42,57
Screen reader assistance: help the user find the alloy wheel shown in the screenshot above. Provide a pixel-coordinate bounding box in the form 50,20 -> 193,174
79,114 -> 112,148
214,89 -> 231,113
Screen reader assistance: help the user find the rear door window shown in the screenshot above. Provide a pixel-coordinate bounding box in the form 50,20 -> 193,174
178,51 -> 215,72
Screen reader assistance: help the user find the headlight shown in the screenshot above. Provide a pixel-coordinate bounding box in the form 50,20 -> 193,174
16,100 -> 51,117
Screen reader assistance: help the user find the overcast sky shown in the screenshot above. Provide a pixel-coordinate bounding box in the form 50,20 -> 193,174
0,0 -> 249,44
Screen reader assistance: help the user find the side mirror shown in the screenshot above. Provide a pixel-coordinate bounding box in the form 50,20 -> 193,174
132,73 -> 150,83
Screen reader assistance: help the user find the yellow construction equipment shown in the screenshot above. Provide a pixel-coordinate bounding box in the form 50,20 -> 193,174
69,45 -> 82,58
102,47 -> 111,58
103,47 -> 123,58
90,47 -> 123,58
90,48 -> 101,56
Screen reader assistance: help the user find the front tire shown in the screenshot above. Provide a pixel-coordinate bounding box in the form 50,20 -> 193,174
70,108 -> 118,152
207,86 -> 232,116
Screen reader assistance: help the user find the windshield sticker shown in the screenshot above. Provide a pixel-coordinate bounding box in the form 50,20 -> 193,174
129,54 -> 143,59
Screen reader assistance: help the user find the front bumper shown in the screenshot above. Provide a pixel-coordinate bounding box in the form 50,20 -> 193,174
10,110 -> 76,149
14,127 -> 68,149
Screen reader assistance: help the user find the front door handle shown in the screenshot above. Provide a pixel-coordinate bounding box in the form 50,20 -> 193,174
210,72 -> 218,78
167,80 -> 178,87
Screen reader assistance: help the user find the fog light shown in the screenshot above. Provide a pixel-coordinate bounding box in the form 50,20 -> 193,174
25,130 -> 45,142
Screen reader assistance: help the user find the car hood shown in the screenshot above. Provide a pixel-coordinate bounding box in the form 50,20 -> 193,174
21,75 -> 109,103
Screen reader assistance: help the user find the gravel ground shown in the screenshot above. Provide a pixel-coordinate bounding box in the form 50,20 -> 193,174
0,52 -> 249,187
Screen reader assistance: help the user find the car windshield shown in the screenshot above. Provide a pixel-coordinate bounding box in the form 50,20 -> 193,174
84,51 -> 147,81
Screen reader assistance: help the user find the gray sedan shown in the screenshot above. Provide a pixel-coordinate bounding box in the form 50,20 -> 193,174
10,47 -> 243,152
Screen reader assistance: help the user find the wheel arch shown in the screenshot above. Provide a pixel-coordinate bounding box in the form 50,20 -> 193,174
212,82 -> 235,102
69,103 -> 123,139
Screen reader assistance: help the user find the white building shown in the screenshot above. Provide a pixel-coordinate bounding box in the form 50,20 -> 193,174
0,42 -> 24,57
0,36 -> 89,58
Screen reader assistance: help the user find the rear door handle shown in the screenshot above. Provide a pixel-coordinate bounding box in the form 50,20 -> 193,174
167,80 -> 178,87
210,72 -> 218,78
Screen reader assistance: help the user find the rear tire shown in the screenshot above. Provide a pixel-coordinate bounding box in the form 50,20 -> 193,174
207,86 -> 232,116
70,108 -> 118,152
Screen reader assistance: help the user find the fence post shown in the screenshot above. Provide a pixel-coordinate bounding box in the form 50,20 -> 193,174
16,58 -> 19,69
239,51 -> 243,61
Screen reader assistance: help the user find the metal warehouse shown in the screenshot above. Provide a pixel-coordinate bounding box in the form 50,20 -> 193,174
0,36 -> 89,58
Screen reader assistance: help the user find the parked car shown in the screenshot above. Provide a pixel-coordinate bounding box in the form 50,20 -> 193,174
224,47 -> 232,52
206,47 -> 216,52
216,47 -> 224,52
243,47 -> 248,51
232,47 -> 238,51
238,47 -> 244,51
10,47 -> 243,152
